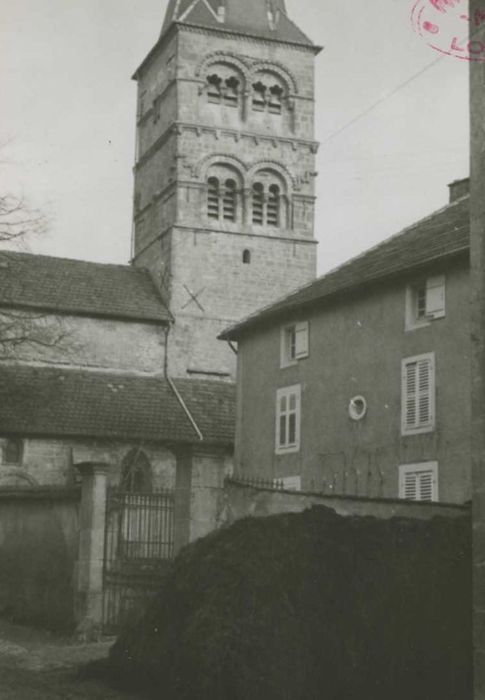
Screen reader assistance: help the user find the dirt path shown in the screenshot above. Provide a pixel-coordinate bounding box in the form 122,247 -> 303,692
0,620 -> 138,700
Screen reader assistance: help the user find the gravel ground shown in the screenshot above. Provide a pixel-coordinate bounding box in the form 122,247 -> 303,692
0,620 -> 138,700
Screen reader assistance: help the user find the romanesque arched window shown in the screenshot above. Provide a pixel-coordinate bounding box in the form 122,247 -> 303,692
222,179 -> 237,221
242,249 -> 251,264
267,184 -> 280,226
3,438 -> 23,465
252,183 -> 264,225
205,69 -> 241,109
121,449 -> 152,492
207,177 -> 220,219
251,172 -> 286,228
206,164 -> 242,223
251,74 -> 286,115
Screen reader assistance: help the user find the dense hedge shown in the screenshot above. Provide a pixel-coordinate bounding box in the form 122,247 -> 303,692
110,507 -> 471,700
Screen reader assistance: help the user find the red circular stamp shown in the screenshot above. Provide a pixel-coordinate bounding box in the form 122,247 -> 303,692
412,0 -> 485,61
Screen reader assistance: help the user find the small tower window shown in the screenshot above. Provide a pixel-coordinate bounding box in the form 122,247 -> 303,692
223,179 -> 237,221
252,82 -> 266,112
207,74 -> 223,103
252,183 -> 264,225
267,185 -> 280,226
3,439 -> 23,465
224,77 -> 240,107
242,249 -> 251,264
207,177 -> 220,219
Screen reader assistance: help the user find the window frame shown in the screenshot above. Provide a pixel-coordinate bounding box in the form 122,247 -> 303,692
398,462 -> 439,502
275,385 -> 301,455
405,275 -> 446,331
401,352 -> 436,436
280,322 -> 309,369
2,438 -> 24,466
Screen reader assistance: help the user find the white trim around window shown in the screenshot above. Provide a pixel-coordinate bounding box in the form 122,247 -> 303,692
399,462 -> 439,502
401,352 -> 436,436
280,322 -> 309,368
275,384 -> 301,454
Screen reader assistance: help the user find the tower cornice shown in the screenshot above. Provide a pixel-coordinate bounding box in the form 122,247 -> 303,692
133,21 -> 322,81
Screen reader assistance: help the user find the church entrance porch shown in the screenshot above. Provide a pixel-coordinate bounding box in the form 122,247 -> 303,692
102,487 -> 175,635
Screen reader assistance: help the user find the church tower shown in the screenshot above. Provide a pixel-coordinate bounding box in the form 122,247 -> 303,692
132,0 -> 320,379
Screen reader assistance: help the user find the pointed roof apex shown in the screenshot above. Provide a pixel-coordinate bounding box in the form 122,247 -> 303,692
160,0 -> 314,47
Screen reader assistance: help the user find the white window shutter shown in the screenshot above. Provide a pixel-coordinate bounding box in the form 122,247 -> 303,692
402,354 -> 435,434
399,462 -> 439,502
294,322 -> 309,359
403,472 -> 418,500
425,276 -> 445,319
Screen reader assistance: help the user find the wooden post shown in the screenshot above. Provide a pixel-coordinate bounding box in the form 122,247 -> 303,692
470,1 -> 485,695
74,462 -> 109,641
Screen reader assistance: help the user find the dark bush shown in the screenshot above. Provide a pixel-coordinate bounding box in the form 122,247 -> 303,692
110,507 -> 472,700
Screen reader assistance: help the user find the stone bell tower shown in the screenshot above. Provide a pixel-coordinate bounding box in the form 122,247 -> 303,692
132,0 -> 320,379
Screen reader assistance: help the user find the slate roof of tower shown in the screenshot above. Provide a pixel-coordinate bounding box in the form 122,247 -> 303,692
160,0 -> 314,47
0,366 -> 235,447
220,194 -> 470,340
0,251 -> 171,323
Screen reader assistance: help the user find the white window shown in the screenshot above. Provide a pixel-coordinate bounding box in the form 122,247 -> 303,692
401,353 -> 435,435
275,385 -> 301,454
280,322 -> 309,368
275,475 -> 302,491
399,462 -> 439,502
405,275 -> 446,330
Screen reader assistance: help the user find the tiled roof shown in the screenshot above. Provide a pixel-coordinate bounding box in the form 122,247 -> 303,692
220,195 -> 470,339
160,0 -> 315,47
0,366 -> 235,447
0,251 -> 171,323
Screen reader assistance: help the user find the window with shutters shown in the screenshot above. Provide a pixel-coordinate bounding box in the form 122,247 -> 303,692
275,385 -> 301,454
405,275 -> 446,330
401,353 -> 435,435
280,322 -> 309,368
207,177 -> 220,219
399,462 -> 439,502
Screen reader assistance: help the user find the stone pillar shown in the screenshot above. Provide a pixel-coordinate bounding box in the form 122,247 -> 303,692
174,449 -> 193,555
74,462 -> 109,641
470,0 -> 485,694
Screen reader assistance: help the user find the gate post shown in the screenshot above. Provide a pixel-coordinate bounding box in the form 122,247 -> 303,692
74,462 -> 109,640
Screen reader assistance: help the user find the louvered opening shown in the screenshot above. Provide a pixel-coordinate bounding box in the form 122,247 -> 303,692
405,362 -> 417,428
268,84 -> 284,114
403,356 -> 433,432
252,183 -> 264,225
207,74 -> 222,103
404,473 -> 417,501
224,77 -> 239,107
267,184 -> 280,226
207,177 -> 220,219
252,82 -> 266,111
223,179 -> 237,221
419,472 -> 434,502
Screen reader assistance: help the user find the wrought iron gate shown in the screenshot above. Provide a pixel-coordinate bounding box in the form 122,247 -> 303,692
103,488 -> 175,634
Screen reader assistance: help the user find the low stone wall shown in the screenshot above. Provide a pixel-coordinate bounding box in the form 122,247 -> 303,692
0,487 -> 81,630
223,479 -> 469,525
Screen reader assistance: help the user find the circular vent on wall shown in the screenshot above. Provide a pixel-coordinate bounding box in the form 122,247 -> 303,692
349,395 -> 367,421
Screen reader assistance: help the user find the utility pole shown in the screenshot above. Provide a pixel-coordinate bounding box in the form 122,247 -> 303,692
470,0 -> 485,696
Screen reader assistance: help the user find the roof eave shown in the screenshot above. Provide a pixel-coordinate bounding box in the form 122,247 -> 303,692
0,301 -> 172,326
220,246 -> 470,341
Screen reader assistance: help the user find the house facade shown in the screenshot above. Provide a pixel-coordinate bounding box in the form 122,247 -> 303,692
222,180 -> 471,505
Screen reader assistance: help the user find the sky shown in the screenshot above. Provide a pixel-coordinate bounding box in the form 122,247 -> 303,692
0,0 -> 469,275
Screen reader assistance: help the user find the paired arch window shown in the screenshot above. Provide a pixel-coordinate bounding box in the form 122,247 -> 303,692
252,80 -> 285,115
207,177 -> 238,222
206,73 -> 240,108
252,182 -> 282,227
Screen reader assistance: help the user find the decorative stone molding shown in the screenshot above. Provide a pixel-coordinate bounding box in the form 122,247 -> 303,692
249,60 -> 298,95
248,160 -> 296,191
0,469 -> 38,487
195,51 -> 251,82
